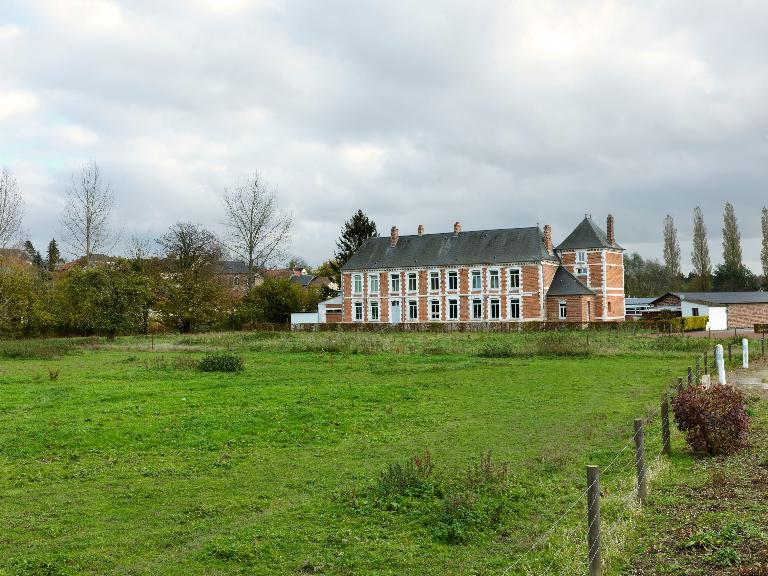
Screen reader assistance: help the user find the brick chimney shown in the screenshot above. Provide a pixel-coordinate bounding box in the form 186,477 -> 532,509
390,226 -> 399,247
453,221 -> 461,236
607,214 -> 615,246
417,224 -> 424,237
543,224 -> 553,255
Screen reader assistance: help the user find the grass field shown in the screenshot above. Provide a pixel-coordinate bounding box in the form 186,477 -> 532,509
0,331 -> 718,575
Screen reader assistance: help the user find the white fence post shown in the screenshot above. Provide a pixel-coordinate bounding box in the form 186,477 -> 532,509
742,338 -> 749,369
716,344 -> 726,385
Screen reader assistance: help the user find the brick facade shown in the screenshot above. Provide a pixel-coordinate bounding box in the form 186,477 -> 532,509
341,217 -> 625,325
728,303 -> 768,329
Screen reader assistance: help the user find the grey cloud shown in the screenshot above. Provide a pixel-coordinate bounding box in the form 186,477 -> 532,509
1,0 -> 766,272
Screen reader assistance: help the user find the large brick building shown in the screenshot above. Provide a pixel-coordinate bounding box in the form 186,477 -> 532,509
339,215 -> 625,324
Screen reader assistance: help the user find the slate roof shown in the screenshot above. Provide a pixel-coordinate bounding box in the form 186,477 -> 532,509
216,260 -> 249,274
546,266 -> 595,296
653,292 -> 768,306
290,275 -> 315,286
555,217 -> 623,251
341,227 -> 555,270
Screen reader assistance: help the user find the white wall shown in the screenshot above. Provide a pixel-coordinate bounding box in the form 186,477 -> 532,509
681,300 -> 728,330
708,307 -> 728,331
290,312 -> 319,325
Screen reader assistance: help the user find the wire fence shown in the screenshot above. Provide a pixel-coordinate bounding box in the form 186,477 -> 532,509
498,340 -> 762,576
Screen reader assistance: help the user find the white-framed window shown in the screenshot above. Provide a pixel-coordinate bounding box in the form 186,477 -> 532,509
430,299 -> 441,320
369,300 -> 379,321
471,269 -> 482,290
390,273 -> 401,293
692,307 -> 699,317
559,301 -> 567,320
448,298 -> 458,320
490,298 -> 500,319
408,299 -> 418,321
489,269 -> 500,290
407,272 -> 417,292
368,273 -> 379,294
353,274 -> 363,294
429,270 -> 440,292
509,268 -> 521,290
354,301 -> 363,321
576,251 -> 588,275
510,297 -> 521,320
472,298 -> 483,320
447,270 -> 458,291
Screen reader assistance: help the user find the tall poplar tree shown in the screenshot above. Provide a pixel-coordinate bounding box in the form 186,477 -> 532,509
690,206 -> 711,291
713,202 -> 758,291
721,202 -> 742,272
662,214 -> 681,289
761,207 -> 768,289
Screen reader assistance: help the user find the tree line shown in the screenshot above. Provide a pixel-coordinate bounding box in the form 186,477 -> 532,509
625,203 -> 768,297
0,163 -> 341,337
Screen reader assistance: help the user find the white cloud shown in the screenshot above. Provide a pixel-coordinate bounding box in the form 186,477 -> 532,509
0,91 -> 38,122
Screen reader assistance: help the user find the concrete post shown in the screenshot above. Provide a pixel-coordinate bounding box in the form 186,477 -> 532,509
743,338 -> 749,369
716,344 -> 726,385
586,465 -> 601,576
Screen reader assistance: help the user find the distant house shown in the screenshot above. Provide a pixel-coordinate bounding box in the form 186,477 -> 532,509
264,267 -> 337,291
650,292 -> 768,330
339,215 -> 625,324
215,260 -> 259,296
625,297 -> 655,318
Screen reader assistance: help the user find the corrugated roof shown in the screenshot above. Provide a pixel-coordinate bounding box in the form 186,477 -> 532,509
626,297 -> 657,305
546,266 -> 596,296
555,217 -> 623,251
341,227 -> 555,270
658,292 -> 768,306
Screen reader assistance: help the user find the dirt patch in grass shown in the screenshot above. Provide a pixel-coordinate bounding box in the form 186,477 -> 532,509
630,415 -> 768,575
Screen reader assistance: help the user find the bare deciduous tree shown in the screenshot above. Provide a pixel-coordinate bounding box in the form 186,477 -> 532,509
222,172 -> 293,288
0,168 -> 23,248
156,222 -> 222,271
60,162 -> 115,262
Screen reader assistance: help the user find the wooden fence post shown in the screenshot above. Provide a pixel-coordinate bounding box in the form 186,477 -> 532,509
687,367 -> 693,387
704,350 -> 708,375
677,376 -> 683,393
634,419 -> 647,504
587,465 -> 601,576
695,357 -> 700,384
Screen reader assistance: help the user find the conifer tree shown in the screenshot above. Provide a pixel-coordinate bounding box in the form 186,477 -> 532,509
46,238 -> 61,272
331,210 -> 378,284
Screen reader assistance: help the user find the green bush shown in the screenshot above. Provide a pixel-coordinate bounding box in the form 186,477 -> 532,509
536,332 -> 590,357
197,351 -> 244,373
376,450 -> 434,498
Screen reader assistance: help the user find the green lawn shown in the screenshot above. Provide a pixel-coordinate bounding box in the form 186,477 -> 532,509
0,331 -> 711,575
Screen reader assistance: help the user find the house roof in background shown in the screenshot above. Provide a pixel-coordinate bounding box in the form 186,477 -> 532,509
215,260 -> 250,274
341,227 -> 555,270
546,266 -> 596,296
626,297 -> 656,305
555,216 -> 623,251
654,291 -> 768,306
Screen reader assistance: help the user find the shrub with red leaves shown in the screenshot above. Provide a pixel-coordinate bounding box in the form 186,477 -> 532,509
672,384 -> 749,456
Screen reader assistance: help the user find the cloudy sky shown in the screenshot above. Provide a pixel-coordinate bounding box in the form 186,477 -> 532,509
1,0 -> 767,270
